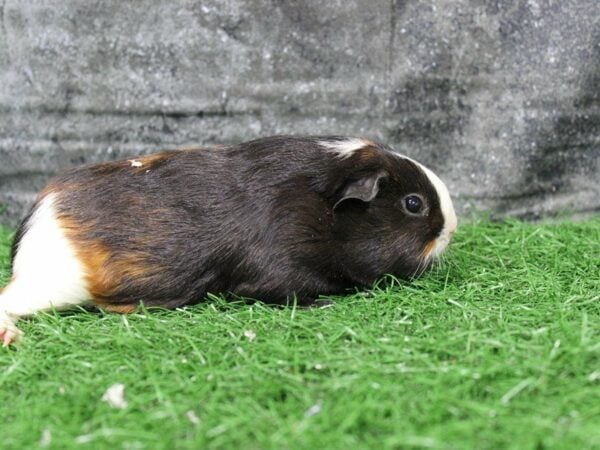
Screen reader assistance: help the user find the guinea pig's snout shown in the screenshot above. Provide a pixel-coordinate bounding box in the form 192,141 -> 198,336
422,225 -> 455,261
447,226 -> 456,241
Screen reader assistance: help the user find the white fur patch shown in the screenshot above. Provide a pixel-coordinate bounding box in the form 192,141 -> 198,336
0,193 -> 91,320
319,138 -> 372,158
415,161 -> 457,256
392,154 -> 457,259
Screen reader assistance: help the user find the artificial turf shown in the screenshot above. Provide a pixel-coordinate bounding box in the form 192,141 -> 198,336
0,217 -> 599,449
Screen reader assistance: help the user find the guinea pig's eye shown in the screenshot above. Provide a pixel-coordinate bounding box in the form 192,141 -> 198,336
403,194 -> 424,214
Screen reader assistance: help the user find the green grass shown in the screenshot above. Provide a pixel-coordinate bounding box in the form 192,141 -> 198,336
0,218 -> 599,450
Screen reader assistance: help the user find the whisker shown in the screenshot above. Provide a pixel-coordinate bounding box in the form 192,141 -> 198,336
412,255 -> 429,279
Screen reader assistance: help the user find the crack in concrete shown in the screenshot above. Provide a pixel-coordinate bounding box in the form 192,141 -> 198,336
0,104 -> 260,118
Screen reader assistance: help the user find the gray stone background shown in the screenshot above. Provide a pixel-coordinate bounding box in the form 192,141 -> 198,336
0,0 -> 599,226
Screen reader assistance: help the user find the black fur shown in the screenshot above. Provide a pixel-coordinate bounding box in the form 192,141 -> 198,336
15,136 -> 445,308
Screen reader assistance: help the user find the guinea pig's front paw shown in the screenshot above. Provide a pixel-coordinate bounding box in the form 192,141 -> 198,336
0,313 -> 23,347
297,298 -> 336,309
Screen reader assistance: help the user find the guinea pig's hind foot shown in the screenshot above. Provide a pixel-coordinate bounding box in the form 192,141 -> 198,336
0,312 -> 23,347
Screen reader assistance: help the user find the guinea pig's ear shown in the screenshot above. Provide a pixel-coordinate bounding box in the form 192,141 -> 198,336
333,170 -> 388,211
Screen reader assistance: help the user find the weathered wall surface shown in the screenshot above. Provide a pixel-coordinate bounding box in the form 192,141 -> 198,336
0,0 -> 598,226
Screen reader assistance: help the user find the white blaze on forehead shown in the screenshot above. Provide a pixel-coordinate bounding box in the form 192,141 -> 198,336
419,162 -> 457,258
319,138 -> 373,158
393,154 -> 457,258
414,161 -> 457,232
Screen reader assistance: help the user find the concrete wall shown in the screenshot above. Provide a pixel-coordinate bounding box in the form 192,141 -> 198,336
1,0 -> 598,226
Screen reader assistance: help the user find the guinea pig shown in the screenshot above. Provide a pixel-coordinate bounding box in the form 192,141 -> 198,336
0,135 -> 457,345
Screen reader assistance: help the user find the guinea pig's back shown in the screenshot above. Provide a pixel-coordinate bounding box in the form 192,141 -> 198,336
14,147 -> 246,309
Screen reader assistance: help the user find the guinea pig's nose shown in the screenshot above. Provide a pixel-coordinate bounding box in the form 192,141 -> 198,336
448,222 -> 457,236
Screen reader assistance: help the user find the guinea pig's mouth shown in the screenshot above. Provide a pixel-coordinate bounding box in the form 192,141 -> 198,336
422,239 -> 445,262
414,234 -> 453,277
422,229 -> 454,261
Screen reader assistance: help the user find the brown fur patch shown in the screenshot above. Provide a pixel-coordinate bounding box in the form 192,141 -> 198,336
126,151 -> 177,172
99,303 -> 137,314
56,215 -> 153,312
136,152 -> 171,166
421,239 -> 437,259
353,145 -> 380,162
